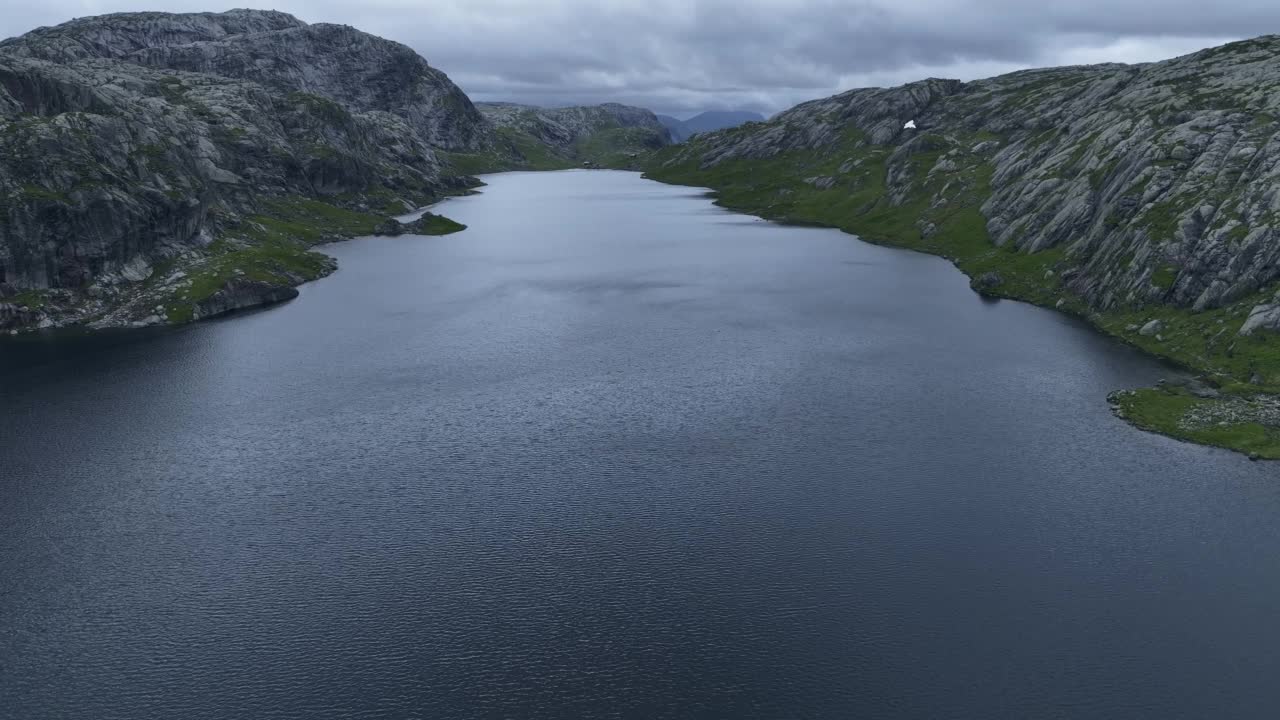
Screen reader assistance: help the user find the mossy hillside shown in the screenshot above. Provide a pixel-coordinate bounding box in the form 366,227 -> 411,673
1,186 -> 468,328
252,196 -> 383,242
498,127 -> 576,170
574,127 -> 669,169
160,238 -> 336,324
1089,295 -> 1280,456
443,125 -> 669,175
1096,290 -> 1280,386
647,129 -> 1069,304
158,195 -> 464,322
439,150 -> 505,177
333,187 -> 420,217
442,127 -> 576,175
646,133 -> 1280,459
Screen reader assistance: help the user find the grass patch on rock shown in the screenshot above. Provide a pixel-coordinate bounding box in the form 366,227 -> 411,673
20,184 -> 68,202
411,213 -> 467,235
159,194 -> 465,322
163,234 -> 336,321
442,128 -> 575,175
574,127 -> 668,169
7,289 -> 48,309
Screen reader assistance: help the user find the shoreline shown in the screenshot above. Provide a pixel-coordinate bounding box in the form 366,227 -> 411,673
644,172 -> 1278,461
1,194 -> 471,337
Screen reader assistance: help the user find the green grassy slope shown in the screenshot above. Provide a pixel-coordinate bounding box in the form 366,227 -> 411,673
443,125 -> 669,175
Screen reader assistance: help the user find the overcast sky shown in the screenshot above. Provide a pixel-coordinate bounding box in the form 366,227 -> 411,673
1,1 -> 1273,117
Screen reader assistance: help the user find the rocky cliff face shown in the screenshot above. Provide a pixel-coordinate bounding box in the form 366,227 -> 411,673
0,10 -> 486,330
647,36 -> 1280,457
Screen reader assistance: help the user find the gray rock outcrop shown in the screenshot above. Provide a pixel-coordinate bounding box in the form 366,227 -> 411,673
1239,292 -> 1280,335
193,278 -> 299,320
973,271 -> 1003,292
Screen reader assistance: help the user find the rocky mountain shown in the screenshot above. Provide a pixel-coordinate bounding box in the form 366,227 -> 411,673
0,10 -> 484,331
0,10 -> 488,151
458,102 -> 672,171
659,110 -> 766,142
647,37 -> 1280,458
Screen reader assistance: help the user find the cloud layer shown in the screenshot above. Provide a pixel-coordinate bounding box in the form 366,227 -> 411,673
1,1 -> 1267,116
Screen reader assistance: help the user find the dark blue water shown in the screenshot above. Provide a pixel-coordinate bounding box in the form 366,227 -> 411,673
2,171 -> 1278,719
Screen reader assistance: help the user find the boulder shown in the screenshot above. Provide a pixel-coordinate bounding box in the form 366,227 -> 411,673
192,279 -> 299,320
1238,302 -> 1280,336
374,218 -> 407,236
971,271 -> 1003,293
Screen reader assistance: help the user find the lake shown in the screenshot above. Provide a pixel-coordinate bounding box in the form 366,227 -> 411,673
2,170 -> 1278,719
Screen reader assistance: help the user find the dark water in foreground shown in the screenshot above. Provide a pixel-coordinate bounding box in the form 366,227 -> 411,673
2,171 -> 1278,719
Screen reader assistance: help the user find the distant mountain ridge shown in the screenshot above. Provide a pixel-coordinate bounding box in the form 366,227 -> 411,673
469,102 -> 672,170
659,110 -> 765,142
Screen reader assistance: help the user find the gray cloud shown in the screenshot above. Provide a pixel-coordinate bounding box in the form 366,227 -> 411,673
0,1 -> 1267,116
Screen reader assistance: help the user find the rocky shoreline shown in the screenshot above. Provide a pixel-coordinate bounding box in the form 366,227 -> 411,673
1,206 -> 465,335
641,182 -> 1280,460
